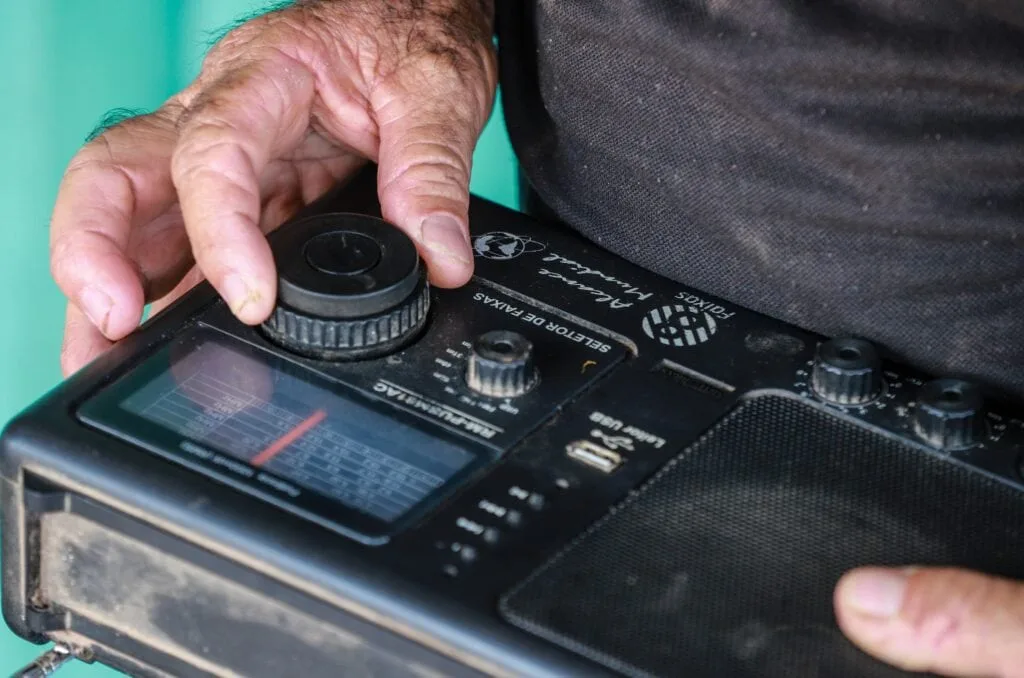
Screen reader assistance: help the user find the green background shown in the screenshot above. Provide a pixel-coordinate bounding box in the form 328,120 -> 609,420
0,1 -> 518,672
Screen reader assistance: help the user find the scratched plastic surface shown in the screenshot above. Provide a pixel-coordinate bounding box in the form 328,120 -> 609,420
0,1 -> 519,672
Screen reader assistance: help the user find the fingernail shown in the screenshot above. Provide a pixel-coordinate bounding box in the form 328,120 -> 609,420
421,215 -> 471,265
221,273 -> 261,320
80,286 -> 113,334
844,569 -> 908,619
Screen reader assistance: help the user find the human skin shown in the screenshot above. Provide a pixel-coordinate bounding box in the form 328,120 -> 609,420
50,0 -> 496,375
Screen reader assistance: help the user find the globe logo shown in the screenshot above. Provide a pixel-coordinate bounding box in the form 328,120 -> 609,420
472,232 -> 545,261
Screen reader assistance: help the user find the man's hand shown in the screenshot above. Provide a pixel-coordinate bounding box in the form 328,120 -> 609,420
835,566 -> 1024,677
51,0 -> 496,376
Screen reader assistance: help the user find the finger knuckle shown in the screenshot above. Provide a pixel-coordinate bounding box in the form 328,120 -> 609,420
177,49 -> 311,152
392,49 -> 493,107
190,239 -> 228,268
381,150 -> 470,202
383,0 -> 493,60
60,159 -> 136,213
188,209 -> 259,260
61,151 -> 108,187
359,0 -> 496,96
389,169 -> 468,206
201,5 -> 322,83
178,73 -> 261,132
50,232 -> 93,280
375,65 -> 491,145
49,233 -> 80,276
402,187 -> 467,219
64,134 -> 130,179
76,108 -> 180,167
398,135 -> 470,175
171,130 -> 255,191
50,230 -> 121,284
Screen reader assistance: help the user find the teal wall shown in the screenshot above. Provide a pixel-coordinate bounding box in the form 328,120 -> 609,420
0,1 -> 517,672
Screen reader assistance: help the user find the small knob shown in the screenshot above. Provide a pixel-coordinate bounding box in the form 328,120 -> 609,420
913,378 -> 985,450
466,331 -> 539,398
261,213 -> 429,361
810,337 -> 884,405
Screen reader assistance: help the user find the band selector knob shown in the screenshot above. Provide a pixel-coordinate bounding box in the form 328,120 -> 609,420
466,331 -> 539,398
810,337 -> 884,406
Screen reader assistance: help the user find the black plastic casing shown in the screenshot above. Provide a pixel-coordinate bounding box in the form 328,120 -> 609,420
3,168 -> 1024,677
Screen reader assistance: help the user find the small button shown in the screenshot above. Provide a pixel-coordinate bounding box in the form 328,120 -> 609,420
483,527 -> 501,545
508,485 -> 530,501
506,510 -> 523,527
478,498 -> 510,519
456,516 -> 486,536
459,545 -> 478,563
527,493 -> 546,510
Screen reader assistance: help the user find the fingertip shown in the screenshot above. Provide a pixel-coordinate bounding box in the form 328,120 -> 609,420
832,567 -> 932,675
50,232 -> 147,341
419,214 -> 474,288
425,255 -> 474,289
186,234 -> 278,326
96,284 -> 146,341
428,264 -> 474,289
215,270 -> 276,325
62,304 -> 114,377
835,567 -> 909,621
834,566 -> 1024,677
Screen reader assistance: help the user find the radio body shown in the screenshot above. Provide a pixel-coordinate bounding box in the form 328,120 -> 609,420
4,168 -> 1024,678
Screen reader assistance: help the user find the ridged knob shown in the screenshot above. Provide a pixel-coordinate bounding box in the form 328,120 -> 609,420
261,213 -> 429,360
810,337 -> 884,406
466,331 -> 539,398
913,378 -> 986,450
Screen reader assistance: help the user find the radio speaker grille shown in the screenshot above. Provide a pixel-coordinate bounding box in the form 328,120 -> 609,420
500,394 -> 1024,677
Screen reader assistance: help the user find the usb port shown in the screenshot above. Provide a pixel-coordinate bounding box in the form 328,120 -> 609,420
566,440 -> 622,473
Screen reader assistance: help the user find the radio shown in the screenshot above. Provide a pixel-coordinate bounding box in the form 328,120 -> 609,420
4,168 -> 1024,678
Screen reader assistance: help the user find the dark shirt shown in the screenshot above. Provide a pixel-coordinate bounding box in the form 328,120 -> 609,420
496,1 -> 1024,399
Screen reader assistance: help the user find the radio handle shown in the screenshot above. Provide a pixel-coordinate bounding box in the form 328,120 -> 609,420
10,643 -> 75,678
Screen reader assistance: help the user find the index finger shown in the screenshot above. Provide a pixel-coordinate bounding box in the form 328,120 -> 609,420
170,50 -> 315,325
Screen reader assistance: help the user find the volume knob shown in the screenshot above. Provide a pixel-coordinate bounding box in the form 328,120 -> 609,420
466,331 -> 539,398
913,378 -> 985,451
810,337 -> 884,406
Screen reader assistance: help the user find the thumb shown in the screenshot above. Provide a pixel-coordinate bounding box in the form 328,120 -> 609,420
834,566 -> 1024,678
372,56 -> 495,289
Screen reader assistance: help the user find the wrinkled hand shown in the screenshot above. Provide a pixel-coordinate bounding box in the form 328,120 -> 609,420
835,566 -> 1024,677
51,0 -> 496,376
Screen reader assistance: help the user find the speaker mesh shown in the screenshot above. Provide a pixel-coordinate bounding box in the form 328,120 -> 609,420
500,394 -> 1024,678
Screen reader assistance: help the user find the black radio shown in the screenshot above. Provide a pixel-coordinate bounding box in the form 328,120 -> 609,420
4,168 -> 1024,678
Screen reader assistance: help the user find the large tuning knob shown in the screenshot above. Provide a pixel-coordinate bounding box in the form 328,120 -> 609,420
466,331 -> 539,398
810,337 -> 884,406
913,378 -> 986,450
261,213 -> 429,360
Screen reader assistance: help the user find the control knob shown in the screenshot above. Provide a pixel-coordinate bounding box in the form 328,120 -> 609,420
913,378 -> 986,450
810,337 -> 884,406
261,214 -> 429,360
466,331 -> 539,398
